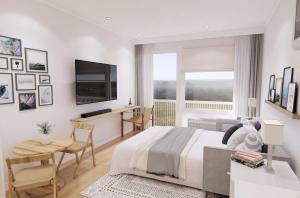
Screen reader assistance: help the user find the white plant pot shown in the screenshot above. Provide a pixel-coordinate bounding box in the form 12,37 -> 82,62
38,134 -> 52,145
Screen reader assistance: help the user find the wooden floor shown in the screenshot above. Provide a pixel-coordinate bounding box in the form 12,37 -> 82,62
15,132 -> 135,198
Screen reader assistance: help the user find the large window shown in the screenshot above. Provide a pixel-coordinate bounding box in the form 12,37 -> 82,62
185,71 -> 234,111
153,53 -> 177,126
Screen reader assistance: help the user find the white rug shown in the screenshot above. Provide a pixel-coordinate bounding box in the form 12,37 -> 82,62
81,174 -> 205,198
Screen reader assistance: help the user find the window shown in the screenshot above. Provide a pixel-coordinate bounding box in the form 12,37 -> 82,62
185,71 -> 234,111
153,53 -> 177,126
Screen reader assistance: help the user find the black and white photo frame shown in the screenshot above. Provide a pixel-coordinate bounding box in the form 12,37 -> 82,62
19,92 -> 36,111
39,75 -> 50,84
15,74 -> 36,91
25,48 -> 48,73
0,57 -> 8,70
287,83 -> 298,113
38,85 -> 53,106
0,35 -> 22,57
268,74 -> 275,101
0,73 -> 14,105
11,58 -> 23,71
281,67 -> 294,109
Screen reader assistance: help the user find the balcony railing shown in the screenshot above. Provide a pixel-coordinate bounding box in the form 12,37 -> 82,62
154,99 -> 233,126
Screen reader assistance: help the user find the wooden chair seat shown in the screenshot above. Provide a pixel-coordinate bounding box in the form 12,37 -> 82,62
123,116 -> 143,125
64,141 -> 88,153
13,165 -> 55,190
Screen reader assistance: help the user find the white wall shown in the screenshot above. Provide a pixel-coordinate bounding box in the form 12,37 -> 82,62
261,0 -> 300,176
0,0 -> 135,181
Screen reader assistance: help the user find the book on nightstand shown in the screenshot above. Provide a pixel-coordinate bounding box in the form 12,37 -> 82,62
231,151 -> 264,168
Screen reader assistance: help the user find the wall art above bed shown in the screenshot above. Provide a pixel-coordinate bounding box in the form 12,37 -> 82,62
0,35 -> 22,57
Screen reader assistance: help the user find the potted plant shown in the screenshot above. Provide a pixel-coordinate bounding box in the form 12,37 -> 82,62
37,122 -> 53,145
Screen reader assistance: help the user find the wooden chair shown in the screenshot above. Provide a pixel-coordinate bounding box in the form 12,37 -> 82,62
6,153 -> 57,198
57,122 -> 95,178
122,106 -> 154,132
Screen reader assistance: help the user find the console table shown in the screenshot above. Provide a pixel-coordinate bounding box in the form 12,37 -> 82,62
71,106 -> 140,137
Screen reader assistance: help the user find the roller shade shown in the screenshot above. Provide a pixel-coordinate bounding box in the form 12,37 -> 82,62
182,45 -> 235,72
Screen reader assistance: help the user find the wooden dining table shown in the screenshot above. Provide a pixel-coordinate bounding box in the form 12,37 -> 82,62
11,136 -> 74,196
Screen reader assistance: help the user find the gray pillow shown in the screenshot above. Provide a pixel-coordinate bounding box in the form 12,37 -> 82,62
227,125 -> 257,149
235,132 -> 263,152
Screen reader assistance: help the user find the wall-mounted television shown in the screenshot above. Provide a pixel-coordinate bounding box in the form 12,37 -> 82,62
75,59 -> 117,105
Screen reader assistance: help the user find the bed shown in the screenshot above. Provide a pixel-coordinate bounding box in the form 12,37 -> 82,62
110,126 -> 226,189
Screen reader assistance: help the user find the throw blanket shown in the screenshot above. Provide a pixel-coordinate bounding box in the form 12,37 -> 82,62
129,127 -> 201,179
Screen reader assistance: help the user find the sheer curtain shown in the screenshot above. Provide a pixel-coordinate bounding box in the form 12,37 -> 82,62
135,45 -> 154,109
234,36 -> 251,117
233,34 -> 264,117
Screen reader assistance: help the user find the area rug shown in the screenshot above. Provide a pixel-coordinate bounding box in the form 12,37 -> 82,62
81,174 -> 206,198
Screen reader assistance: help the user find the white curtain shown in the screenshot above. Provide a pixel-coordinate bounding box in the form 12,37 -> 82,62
233,36 -> 251,117
135,45 -> 154,109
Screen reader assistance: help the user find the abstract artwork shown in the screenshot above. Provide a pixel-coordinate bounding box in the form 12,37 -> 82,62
281,67 -> 294,108
25,48 -> 48,73
19,93 -> 36,111
275,77 -> 283,105
11,58 -> 23,71
39,75 -> 50,84
0,35 -> 22,57
0,73 -> 14,105
0,57 -> 8,69
287,83 -> 297,113
38,85 -> 53,106
15,74 -> 36,91
268,75 -> 275,101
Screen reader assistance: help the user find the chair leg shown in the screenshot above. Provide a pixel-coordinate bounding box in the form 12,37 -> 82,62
133,124 -> 136,133
53,177 -> 57,198
57,152 -> 65,173
16,191 -> 21,198
8,184 -> 13,198
75,152 -> 79,164
73,148 -> 86,178
91,143 -> 96,167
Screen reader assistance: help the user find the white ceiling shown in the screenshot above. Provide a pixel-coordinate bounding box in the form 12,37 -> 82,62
37,0 -> 280,43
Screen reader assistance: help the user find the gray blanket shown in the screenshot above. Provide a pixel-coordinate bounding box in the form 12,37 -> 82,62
147,127 -> 196,178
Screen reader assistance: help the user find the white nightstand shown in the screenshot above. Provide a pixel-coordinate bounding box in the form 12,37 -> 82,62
230,160 -> 300,198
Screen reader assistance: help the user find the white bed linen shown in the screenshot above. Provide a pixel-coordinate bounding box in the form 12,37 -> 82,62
110,126 -> 226,189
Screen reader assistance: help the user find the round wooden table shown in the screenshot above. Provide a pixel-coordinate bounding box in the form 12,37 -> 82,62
12,136 -> 74,196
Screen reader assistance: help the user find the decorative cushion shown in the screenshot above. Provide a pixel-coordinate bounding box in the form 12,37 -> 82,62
235,132 -> 263,152
227,125 -> 257,149
255,121 -> 261,131
222,123 -> 243,144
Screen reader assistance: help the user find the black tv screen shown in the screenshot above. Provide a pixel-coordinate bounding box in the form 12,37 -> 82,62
75,60 -> 117,105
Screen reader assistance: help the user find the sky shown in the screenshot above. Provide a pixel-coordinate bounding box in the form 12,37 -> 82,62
153,53 -> 234,81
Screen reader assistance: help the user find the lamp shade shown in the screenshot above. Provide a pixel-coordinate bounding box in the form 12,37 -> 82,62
248,98 -> 257,108
261,120 -> 284,145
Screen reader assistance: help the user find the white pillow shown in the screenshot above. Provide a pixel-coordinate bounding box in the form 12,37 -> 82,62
227,125 -> 257,149
235,132 -> 263,152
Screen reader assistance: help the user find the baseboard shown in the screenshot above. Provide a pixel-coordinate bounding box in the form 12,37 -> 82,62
58,130 -> 136,172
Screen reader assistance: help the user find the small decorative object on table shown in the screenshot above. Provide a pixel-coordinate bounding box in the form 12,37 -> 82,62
37,121 -> 53,145
126,98 -> 133,107
231,151 -> 264,168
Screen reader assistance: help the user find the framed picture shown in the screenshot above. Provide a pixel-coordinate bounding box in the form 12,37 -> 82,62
281,67 -> 294,108
19,93 -> 36,111
268,74 -> 275,101
275,77 -> 283,105
0,35 -> 22,57
0,57 -> 8,69
0,73 -> 14,105
287,83 -> 298,113
270,89 -> 276,102
39,75 -> 50,84
15,74 -> 36,91
38,85 -> 53,106
25,48 -> 48,73
11,58 -> 23,71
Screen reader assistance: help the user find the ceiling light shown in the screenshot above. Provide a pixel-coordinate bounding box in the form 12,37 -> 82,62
105,17 -> 111,20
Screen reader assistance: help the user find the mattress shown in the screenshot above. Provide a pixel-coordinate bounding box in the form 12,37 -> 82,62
110,126 -> 226,189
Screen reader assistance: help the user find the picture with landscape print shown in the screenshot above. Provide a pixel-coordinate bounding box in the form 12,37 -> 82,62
25,48 -> 48,73
19,93 -> 36,111
0,35 -> 22,57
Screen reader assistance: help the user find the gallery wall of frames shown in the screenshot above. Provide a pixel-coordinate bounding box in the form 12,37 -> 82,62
0,35 -> 53,111
267,66 -> 298,114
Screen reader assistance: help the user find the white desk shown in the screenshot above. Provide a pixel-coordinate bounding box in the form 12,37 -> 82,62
230,160 -> 300,198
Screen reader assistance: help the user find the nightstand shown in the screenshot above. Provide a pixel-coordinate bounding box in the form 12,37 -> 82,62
230,160 -> 300,198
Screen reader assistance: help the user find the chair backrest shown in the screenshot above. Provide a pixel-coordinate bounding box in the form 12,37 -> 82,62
143,106 -> 153,124
6,153 -> 54,169
70,122 -> 95,142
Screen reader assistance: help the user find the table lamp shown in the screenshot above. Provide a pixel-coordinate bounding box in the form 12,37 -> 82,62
261,120 -> 284,171
248,98 -> 257,118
